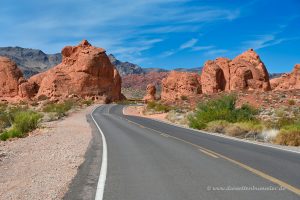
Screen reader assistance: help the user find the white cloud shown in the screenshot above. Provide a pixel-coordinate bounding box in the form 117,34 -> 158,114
180,38 -> 198,50
0,0 -> 242,63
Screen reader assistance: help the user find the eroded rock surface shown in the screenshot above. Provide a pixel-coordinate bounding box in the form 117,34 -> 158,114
143,84 -> 156,102
28,40 -> 123,102
161,71 -> 202,102
271,64 -> 300,90
201,49 -> 271,94
0,56 -> 36,99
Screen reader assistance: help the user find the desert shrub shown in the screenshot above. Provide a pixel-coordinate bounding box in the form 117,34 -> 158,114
81,99 -> 93,106
188,95 -> 258,129
205,120 -> 230,133
14,111 -> 42,134
43,100 -> 75,117
180,95 -> 188,100
274,123 -> 300,146
0,109 -> 42,141
224,124 -> 246,137
146,101 -> 173,113
288,99 -> 296,106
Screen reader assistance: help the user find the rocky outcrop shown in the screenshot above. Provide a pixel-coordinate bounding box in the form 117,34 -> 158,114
27,40 -> 123,102
143,84 -> 156,102
0,56 -> 37,99
0,47 -> 61,78
161,71 -> 202,101
201,49 -> 271,93
271,64 -> 300,90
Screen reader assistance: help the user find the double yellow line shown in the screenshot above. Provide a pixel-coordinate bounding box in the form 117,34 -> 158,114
124,117 -> 300,196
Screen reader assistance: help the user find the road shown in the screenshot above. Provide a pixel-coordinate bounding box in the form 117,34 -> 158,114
68,104 -> 300,200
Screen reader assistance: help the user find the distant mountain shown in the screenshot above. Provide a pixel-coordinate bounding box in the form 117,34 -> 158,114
269,73 -> 284,79
0,46 -> 283,79
108,54 -> 144,76
0,47 -> 61,78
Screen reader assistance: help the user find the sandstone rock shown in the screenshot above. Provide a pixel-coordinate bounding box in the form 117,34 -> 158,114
28,40 -> 124,102
271,64 -> 300,90
143,84 -> 156,102
161,71 -> 202,102
0,56 -> 36,99
201,49 -> 271,94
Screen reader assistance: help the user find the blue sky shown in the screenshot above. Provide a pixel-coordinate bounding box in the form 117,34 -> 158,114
0,0 -> 299,72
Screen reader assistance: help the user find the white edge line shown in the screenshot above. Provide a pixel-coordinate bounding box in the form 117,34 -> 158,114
122,106 -> 300,155
91,105 -> 108,200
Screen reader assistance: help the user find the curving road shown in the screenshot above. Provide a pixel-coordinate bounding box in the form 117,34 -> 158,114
66,104 -> 300,200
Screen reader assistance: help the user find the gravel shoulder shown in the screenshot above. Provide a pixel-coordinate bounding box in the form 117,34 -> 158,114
0,106 -> 95,200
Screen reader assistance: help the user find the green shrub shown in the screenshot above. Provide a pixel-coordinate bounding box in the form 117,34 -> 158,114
188,95 -> 258,129
146,101 -> 173,113
14,111 -> 42,134
275,123 -> 300,146
81,99 -> 93,106
43,100 -> 75,117
0,131 -> 10,141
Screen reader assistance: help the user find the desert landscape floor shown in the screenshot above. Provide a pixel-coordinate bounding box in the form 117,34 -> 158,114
0,106 -> 94,200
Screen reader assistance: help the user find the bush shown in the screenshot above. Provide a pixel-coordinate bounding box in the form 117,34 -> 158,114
14,111 -> 42,134
43,100 -> 75,117
180,95 -> 188,100
274,123 -> 300,146
288,99 -> 296,106
0,109 -> 42,141
188,95 -> 258,129
205,120 -> 230,133
224,124 -> 246,137
81,99 -> 93,106
146,101 -> 173,113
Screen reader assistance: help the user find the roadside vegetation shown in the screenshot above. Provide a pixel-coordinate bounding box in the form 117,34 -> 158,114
187,94 -> 300,146
0,104 -> 42,141
146,101 -> 174,113
0,98 -> 95,141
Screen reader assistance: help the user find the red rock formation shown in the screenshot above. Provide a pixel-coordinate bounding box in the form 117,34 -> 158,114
201,49 -> 271,94
161,71 -> 202,102
28,40 -> 123,102
271,64 -> 300,90
143,84 -> 156,102
0,56 -> 36,99
122,72 -> 169,90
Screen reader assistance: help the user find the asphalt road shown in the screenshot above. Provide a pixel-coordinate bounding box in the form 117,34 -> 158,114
69,104 -> 300,200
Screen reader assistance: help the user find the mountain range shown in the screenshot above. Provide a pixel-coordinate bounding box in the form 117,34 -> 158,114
0,46 -> 282,79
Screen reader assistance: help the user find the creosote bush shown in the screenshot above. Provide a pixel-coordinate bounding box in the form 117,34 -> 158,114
146,101 -> 173,113
188,94 -> 258,129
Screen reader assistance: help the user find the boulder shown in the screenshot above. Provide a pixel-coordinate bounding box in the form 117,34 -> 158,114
0,56 -> 36,99
161,71 -> 202,102
201,49 -> 271,94
28,40 -> 124,102
143,84 -> 156,102
271,64 -> 300,90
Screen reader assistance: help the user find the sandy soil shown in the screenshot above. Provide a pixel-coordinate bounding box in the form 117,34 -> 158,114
0,106 -> 94,200
123,105 -> 168,122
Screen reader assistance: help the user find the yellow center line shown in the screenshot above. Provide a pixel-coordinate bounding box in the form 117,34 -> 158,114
123,117 -> 300,196
199,149 -> 219,158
